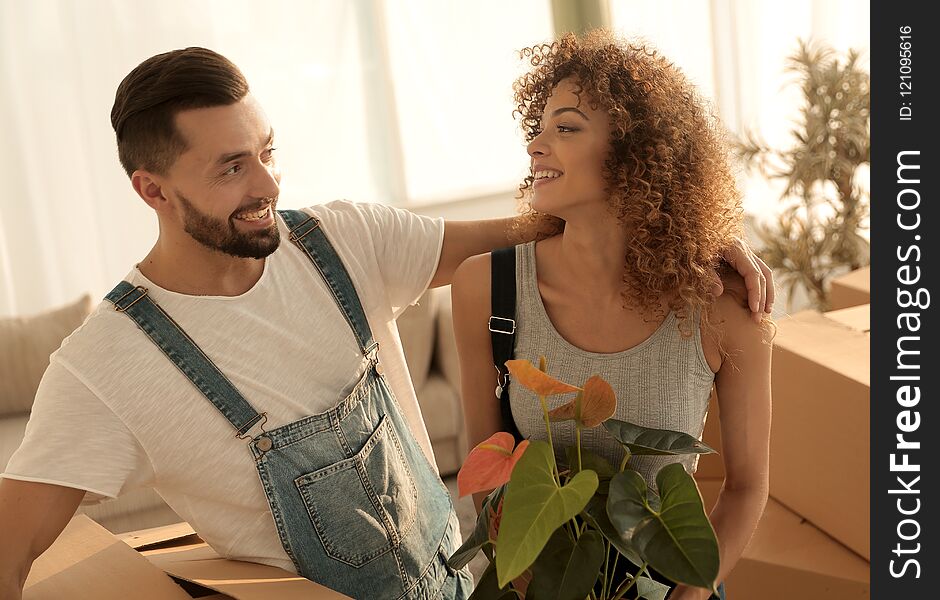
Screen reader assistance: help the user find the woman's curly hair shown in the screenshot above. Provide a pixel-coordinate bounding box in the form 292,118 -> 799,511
512,30 -> 744,335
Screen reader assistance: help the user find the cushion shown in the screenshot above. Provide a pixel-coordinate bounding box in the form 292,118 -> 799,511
396,290 -> 436,391
0,414 -> 29,470
0,294 -> 94,416
434,286 -> 461,390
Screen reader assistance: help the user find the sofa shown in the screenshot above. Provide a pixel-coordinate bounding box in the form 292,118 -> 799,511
0,287 -> 466,533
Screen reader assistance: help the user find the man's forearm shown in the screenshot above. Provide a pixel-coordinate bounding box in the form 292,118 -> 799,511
0,478 -> 85,597
432,215 -> 538,287
0,526 -> 32,600
0,562 -> 28,600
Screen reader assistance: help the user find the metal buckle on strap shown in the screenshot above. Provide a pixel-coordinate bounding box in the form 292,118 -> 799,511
288,215 -> 321,242
488,316 -> 516,335
114,286 -> 149,312
494,366 -> 510,398
235,412 -> 269,440
364,342 -> 380,361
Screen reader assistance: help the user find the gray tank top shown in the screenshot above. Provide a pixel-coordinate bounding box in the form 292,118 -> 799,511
508,241 -> 716,490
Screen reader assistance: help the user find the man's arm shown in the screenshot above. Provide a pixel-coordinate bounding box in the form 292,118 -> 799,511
0,478 -> 84,599
429,217 -> 526,289
431,217 -> 775,319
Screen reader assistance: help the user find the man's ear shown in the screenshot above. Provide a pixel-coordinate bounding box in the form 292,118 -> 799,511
131,170 -> 169,211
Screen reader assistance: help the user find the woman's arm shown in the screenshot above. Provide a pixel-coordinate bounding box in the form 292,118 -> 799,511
451,253 -> 509,514
673,293 -> 773,600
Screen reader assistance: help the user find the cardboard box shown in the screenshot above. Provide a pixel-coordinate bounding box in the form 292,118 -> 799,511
697,479 -> 870,599
829,266 -> 870,310
24,515 -> 193,600
24,515 -> 350,599
769,305 -> 870,559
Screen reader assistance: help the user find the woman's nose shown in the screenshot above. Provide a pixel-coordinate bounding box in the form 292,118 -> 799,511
527,130 -> 550,158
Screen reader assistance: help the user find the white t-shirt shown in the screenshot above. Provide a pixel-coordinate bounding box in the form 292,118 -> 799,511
2,200 -> 445,574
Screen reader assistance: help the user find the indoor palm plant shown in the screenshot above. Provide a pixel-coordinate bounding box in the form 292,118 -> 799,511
449,358 -> 719,600
736,39 -> 870,310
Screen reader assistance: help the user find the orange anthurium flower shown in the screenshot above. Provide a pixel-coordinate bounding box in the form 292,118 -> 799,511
579,375 -> 617,426
547,392 -> 581,423
548,375 -> 617,427
457,432 -> 530,498
505,359 -> 580,397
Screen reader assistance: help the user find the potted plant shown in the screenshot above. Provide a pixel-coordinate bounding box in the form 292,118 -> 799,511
449,358 -> 720,599
736,39 -> 870,310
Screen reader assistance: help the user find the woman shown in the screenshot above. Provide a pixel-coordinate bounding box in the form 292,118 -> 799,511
451,31 -> 772,600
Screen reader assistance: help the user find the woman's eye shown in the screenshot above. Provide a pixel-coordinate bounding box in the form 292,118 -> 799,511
557,125 -> 578,133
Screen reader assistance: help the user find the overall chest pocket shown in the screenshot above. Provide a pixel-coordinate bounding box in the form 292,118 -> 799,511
295,414 -> 418,567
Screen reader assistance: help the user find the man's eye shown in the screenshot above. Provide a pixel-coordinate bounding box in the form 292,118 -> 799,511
262,147 -> 277,162
223,164 -> 241,176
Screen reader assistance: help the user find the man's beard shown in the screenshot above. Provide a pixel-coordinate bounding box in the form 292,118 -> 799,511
177,192 -> 280,259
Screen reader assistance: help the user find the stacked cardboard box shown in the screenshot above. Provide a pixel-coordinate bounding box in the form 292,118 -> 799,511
23,515 -> 350,599
829,266 -> 871,310
697,481 -> 870,600
696,279 -> 871,597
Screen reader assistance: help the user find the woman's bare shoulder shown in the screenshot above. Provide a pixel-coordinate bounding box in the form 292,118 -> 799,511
451,253 -> 492,307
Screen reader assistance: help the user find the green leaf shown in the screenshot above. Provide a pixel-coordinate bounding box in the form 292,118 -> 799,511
448,510 -> 489,570
631,464 -> 720,589
603,420 -> 716,456
527,529 -> 605,600
469,561 -> 516,600
607,471 -> 653,534
581,495 -> 643,569
564,446 -> 616,479
635,576 -> 671,600
450,486 -> 506,569
495,441 -> 598,588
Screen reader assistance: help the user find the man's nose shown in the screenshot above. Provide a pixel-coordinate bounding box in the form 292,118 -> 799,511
252,162 -> 280,199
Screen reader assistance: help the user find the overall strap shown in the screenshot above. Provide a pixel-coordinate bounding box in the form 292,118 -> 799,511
106,282 -> 266,438
279,209 -> 378,358
490,246 -> 523,442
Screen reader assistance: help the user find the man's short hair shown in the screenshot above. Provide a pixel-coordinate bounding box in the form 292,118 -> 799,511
111,47 -> 249,178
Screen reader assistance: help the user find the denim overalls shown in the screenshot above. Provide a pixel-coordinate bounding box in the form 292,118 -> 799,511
106,210 -> 472,599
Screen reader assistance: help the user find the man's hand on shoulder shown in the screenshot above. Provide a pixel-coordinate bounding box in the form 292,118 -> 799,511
713,237 -> 775,323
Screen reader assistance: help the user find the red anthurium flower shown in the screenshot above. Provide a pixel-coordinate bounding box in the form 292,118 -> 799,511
457,432 -> 530,497
505,359 -> 580,397
548,375 -> 617,427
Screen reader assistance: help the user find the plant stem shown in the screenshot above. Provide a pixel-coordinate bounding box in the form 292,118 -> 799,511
538,394 -> 560,483
565,519 -> 578,541
607,552 -> 621,599
620,453 -> 629,473
576,424 -> 583,472
600,541 -> 611,599
611,562 -> 648,600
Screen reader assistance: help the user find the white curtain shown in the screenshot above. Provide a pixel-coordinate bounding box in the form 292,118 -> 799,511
609,0 -> 870,217
0,0 -> 553,316
0,0 -> 868,316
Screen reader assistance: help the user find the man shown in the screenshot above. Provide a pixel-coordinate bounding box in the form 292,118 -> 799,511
0,48 -> 772,599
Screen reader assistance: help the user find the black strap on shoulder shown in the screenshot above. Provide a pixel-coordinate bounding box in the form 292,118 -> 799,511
490,246 -> 523,442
